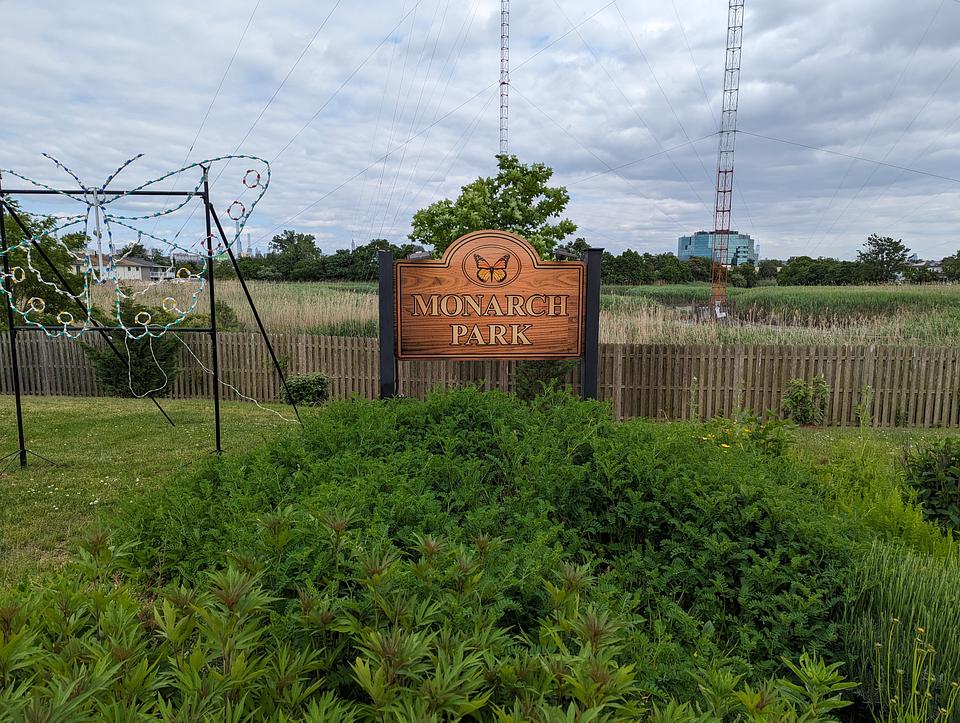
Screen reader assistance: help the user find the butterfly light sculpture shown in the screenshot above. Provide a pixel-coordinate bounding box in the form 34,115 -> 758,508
0,154 -> 269,339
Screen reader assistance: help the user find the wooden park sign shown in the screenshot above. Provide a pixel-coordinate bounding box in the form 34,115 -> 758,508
378,230 -> 602,398
396,230 -> 585,358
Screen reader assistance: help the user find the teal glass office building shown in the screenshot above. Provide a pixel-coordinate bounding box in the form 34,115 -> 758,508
677,231 -> 757,266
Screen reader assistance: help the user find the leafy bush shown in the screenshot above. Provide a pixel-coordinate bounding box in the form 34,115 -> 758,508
705,411 -> 795,457
650,654 -> 856,722
904,437 -> 960,531
115,388 -> 866,692
284,372 -> 330,406
0,529 -> 857,720
86,333 -> 180,397
807,436 -> 955,557
782,374 -> 829,425
83,297 -> 180,397
513,360 -> 576,401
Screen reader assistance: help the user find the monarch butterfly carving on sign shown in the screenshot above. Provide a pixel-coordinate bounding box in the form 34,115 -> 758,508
393,230 -> 585,360
474,253 -> 509,285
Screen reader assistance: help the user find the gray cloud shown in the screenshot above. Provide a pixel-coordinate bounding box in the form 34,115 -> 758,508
2,0 -> 959,260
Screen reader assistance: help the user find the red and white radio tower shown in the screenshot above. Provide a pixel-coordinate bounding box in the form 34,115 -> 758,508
710,0 -> 744,316
499,0 -> 510,156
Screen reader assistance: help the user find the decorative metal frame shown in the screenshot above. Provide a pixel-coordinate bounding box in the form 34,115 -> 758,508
1,171 -> 300,469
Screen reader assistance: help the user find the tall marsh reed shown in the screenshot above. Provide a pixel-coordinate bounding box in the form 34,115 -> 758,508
845,540 -> 960,720
97,281 -> 960,346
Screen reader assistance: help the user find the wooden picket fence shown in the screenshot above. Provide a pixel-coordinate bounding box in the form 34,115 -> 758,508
2,332 -> 960,427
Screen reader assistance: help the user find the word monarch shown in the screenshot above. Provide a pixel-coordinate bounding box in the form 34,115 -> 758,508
411,293 -> 568,318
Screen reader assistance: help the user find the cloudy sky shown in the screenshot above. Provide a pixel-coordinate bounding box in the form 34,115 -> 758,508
2,0 -> 959,261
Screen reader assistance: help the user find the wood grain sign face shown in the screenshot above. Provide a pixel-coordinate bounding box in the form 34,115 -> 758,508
395,230 -> 585,360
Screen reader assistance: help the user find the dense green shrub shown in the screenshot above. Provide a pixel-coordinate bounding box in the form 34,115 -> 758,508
782,375 -> 829,425
807,437 -> 955,557
115,388 -> 866,693
83,297 -> 180,397
0,529 -> 856,720
284,372 -> 330,406
904,437 -> 960,531
83,299 -> 180,397
86,333 -> 180,397
513,360 -> 576,401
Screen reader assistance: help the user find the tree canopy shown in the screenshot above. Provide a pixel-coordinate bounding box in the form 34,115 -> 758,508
857,234 -> 909,283
942,250 -> 960,282
409,155 -> 576,258
1,201 -> 85,325
119,240 -> 149,259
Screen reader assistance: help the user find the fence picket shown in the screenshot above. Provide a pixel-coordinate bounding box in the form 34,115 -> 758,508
1,333 -> 958,428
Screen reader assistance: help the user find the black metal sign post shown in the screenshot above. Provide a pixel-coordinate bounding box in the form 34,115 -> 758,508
580,248 -> 603,400
201,168 -> 222,455
0,186 -> 29,469
377,250 -> 397,399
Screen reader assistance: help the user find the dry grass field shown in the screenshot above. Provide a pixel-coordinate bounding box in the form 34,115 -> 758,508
100,280 -> 960,346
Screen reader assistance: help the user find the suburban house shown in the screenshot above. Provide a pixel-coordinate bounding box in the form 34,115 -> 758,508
73,254 -> 174,282
906,254 -> 944,275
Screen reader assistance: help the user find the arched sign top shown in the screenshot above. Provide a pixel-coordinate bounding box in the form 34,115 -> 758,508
441,229 -> 545,283
393,229 -> 586,360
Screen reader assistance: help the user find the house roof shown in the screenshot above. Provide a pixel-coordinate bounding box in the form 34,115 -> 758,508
76,254 -> 163,268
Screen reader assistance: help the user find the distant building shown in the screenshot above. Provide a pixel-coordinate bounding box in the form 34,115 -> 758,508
677,230 -> 757,267
74,254 -> 172,282
907,253 -> 943,274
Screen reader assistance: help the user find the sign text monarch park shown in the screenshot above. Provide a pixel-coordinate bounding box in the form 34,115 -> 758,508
377,229 -> 602,398
392,230 -> 585,360
409,291 -> 571,347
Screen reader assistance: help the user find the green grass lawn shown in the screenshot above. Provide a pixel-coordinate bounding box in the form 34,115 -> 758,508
0,394 -> 293,588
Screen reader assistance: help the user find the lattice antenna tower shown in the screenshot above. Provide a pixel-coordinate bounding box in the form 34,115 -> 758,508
499,0 -> 510,155
709,0 -> 744,315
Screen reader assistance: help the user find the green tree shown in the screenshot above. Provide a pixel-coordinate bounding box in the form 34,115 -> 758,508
119,240 -> 148,258
150,247 -> 170,265
776,256 -> 821,286
347,239 -> 417,279
857,234 -> 909,283
685,255 -> 713,282
758,259 -> 780,280
652,253 -> 689,283
268,230 -> 322,280
736,262 -> 758,288
556,236 -> 590,259
942,250 -> 960,282
409,155 -> 576,258
602,249 -> 655,285
777,256 -> 863,286
1,201 -> 86,327
903,265 -> 941,284
84,294 -> 180,397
